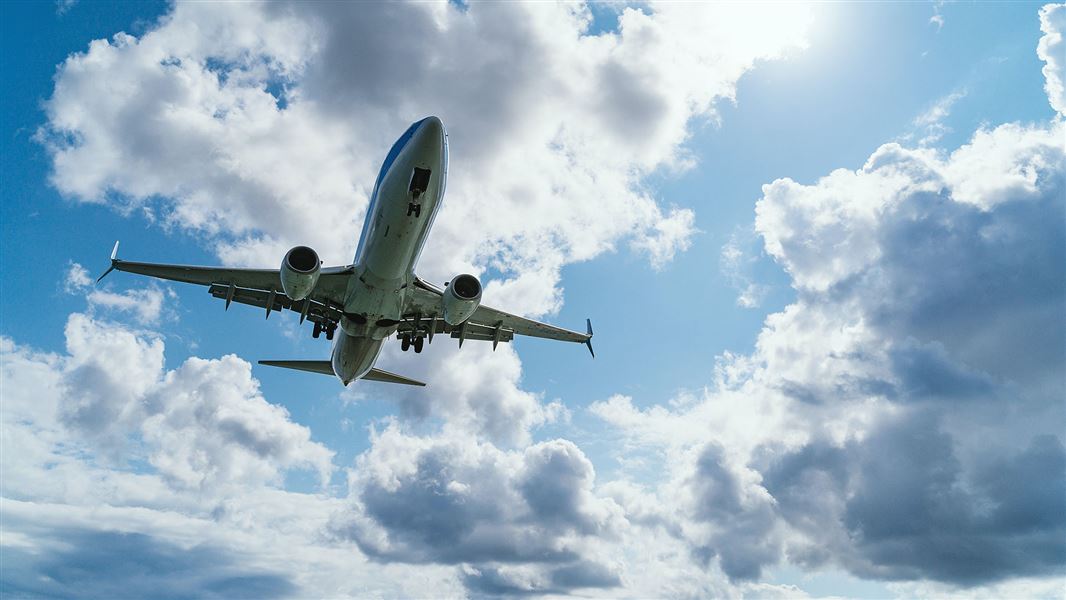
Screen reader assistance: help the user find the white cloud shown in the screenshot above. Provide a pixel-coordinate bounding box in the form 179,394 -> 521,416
594,109 -> 1066,588
5,313 -> 333,492
1038,3 -> 1066,117
63,261 -> 93,292
908,88 -> 966,146
720,228 -> 769,308
27,1 -> 1066,596
86,286 -> 171,325
39,1 -> 808,295
65,262 -> 174,325
331,421 -> 628,595
35,2 -> 811,487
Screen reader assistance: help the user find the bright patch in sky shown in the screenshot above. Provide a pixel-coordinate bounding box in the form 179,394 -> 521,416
2,2 -> 1064,598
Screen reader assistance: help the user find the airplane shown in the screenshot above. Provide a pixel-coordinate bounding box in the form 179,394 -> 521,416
97,116 -> 593,387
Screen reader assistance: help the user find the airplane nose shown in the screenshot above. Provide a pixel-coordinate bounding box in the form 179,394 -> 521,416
414,116 -> 445,150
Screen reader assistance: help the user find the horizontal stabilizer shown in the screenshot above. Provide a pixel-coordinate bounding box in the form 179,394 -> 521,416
258,360 -> 334,375
363,368 -> 426,387
257,361 -> 425,386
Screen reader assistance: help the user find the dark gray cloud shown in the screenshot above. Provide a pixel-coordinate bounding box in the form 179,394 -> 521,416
0,528 -> 297,600
461,561 -> 621,597
688,444 -> 780,582
726,115 -> 1066,587
332,435 -> 622,595
763,413 -> 1066,585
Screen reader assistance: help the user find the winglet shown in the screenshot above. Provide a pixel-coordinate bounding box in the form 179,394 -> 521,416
96,241 -> 120,283
585,318 -> 595,358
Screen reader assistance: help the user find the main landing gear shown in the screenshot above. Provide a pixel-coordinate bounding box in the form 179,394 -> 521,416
312,321 -> 336,341
400,336 -> 424,353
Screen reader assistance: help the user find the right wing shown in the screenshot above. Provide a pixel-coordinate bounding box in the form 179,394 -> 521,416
99,243 -> 352,324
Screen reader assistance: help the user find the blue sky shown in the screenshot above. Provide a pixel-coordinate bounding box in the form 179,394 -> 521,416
2,1 -> 1064,598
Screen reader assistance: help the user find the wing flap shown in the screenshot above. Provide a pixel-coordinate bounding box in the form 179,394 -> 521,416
208,284 -> 342,324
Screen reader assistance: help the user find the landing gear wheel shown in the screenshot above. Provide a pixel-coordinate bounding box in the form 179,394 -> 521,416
312,322 -> 322,339
326,325 -> 335,341
413,337 -> 424,353
401,337 -> 411,352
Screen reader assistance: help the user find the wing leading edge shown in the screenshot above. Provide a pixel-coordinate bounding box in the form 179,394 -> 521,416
97,243 -> 352,318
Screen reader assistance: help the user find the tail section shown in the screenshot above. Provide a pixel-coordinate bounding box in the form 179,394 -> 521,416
257,360 -> 425,386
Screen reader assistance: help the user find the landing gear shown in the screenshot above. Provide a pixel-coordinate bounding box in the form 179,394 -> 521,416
401,337 -> 411,352
413,337 -> 424,353
313,321 -> 336,340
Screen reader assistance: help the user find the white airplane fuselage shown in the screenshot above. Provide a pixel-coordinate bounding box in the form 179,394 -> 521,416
330,117 -> 448,384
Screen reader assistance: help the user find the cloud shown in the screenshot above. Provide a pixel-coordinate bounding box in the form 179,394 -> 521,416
34,2 -> 812,488
1,527 -> 297,600
1038,3 -> 1066,117
4,313 -> 333,491
65,262 -> 174,325
907,88 -> 966,146
594,44 -> 1066,590
720,228 -> 769,308
38,1 -> 807,295
1,318 -> 469,598
64,261 -> 93,292
331,424 -> 625,594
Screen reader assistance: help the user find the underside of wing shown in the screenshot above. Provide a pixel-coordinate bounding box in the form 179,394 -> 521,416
103,251 -> 352,322
406,277 -> 592,347
362,368 -> 426,386
258,360 -> 335,375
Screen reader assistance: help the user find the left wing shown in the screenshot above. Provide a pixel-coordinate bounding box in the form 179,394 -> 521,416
405,277 -> 594,355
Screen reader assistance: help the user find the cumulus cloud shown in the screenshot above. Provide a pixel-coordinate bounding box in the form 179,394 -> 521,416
593,27 -> 1066,590
4,313 -> 333,491
1038,3 -> 1066,117
25,1 -> 1066,596
330,424 -> 625,594
1,316 -> 469,598
34,2 -> 813,491
65,262 -> 175,324
38,1 -> 807,293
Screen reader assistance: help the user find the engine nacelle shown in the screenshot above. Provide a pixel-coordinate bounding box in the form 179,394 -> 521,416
442,273 -> 482,326
280,246 -> 321,301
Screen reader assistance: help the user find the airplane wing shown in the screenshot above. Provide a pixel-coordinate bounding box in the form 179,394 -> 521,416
405,277 -> 594,355
98,243 -> 352,322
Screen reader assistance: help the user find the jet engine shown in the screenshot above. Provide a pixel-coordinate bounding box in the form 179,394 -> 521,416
280,246 -> 321,301
442,273 -> 482,325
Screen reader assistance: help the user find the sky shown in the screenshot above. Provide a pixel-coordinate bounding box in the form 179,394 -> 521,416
1,1 -> 1064,598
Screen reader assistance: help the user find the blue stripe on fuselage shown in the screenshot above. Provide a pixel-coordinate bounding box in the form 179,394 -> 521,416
355,117 -> 431,263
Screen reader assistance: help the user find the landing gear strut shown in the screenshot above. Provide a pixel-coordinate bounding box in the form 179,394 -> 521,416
313,321 -> 336,340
